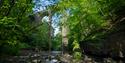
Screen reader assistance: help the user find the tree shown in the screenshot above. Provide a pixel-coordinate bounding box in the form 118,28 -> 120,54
57,0 -> 125,62
0,0 -> 33,55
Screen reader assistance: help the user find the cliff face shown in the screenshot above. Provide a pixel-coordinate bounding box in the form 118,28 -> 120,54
105,19 -> 125,52
103,31 -> 125,57
79,19 -> 125,61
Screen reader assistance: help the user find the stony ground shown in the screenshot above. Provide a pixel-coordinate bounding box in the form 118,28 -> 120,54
0,50 -> 119,63
0,50 -> 63,63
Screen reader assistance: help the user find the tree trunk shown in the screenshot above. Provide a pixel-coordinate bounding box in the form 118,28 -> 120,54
48,9 -> 52,59
61,11 -> 69,54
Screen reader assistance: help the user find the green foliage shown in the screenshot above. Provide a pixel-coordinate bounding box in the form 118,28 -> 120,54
30,20 -> 61,51
1,0 -> 125,58
72,40 -> 82,60
0,0 -> 33,55
52,33 -> 62,51
57,0 -> 125,57
19,42 -> 30,49
30,21 -> 50,50
73,52 -> 82,61
72,40 -> 80,51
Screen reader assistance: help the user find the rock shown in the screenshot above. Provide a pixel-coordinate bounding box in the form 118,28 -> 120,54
60,53 -> 72,63
51,59 -> 58,63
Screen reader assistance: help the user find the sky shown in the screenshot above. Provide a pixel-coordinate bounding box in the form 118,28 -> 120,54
33,0 -> 59,12
33,0 -> 60,35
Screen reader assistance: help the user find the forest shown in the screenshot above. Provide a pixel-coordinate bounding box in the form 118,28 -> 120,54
0,0 -> 125,63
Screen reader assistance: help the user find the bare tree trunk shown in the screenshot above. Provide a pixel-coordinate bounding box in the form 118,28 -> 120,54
60,11 -> 72,63
48,9 -> 52,59
61,12 -> 69,54
119,43 -> 123,63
